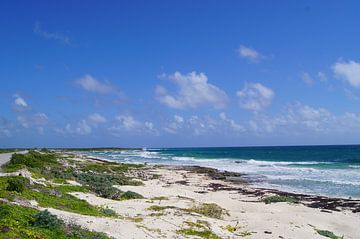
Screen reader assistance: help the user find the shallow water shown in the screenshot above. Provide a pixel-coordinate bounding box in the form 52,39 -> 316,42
82,145 -> 360,199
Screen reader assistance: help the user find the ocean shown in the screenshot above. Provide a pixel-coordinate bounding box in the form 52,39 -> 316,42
82,145 -> 360,199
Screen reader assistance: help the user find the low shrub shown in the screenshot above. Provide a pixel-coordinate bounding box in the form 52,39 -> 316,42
100,207 -> 117,217
316,229 -> 343,239
6,177 -> 26,193
32,210 -> 64,229
264,195 -> 298,204
120,191 -> 144,200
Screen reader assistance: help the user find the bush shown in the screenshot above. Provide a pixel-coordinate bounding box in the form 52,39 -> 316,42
32,210 -> 64,229
6,177 -> 26,193
316,229 -> 343,239
120,191 -> 144,200
264,195 -> 298,204
100,207 -> 117,217
5,151 -> 58,171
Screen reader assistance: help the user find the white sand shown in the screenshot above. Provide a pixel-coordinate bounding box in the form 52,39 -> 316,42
57,167 -> 360,239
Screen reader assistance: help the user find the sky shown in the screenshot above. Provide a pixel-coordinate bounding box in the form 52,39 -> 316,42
1,1 -> 360,148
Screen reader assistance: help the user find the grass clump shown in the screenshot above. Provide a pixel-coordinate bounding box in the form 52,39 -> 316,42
187,203 -> 228,219
177,228 -> 221,239
264,195 -> 298,204
147,205 -> 176,211
316,229 -> 343,239
150,196 -> 168,201
223,224 -> 245,233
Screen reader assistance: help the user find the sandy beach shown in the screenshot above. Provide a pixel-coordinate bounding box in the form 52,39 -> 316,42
1,151 -> 359,239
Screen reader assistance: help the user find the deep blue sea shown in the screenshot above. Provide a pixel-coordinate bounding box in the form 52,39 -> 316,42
82,145 -> 360,199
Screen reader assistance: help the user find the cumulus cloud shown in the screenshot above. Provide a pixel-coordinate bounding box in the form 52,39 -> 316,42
238,45 -> 262,62
219,112 -> 245,132
13,94 -> 30,112
109,114 -> 157,135
88,113 -> 107,125
237,83 -> 274,111
333,60 -> 360,88
164,115 -> 185,134
17,113 -> 48,128
247,103 -> 360,135
155,72 -> 228,109
75,75 -> 117,94
34,21 -> 71,45
56,120 -> 92,136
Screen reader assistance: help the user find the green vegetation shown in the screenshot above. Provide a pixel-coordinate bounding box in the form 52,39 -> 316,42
223,224 -> 245,233
264,195 -> 298,204
316,229 -> 343,239
6,177 -> 26,193
186,203 -> 228,219
150,196 -> 168,201
120,191 -> 144,200
178,228 -> 220,239
0,149 -> 21,154
0,202 -> 112,239
177,228 -> 221,239
147,205 -> 176,211
32,210 -> 63,229
0,176 -> 111,217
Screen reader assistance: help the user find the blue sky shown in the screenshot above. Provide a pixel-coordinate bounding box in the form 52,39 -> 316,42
1,1 -> 360,148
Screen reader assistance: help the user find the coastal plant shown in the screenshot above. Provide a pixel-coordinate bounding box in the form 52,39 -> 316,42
147,205 -> 177,211
264,195 -> 298,204
6,177 -> 26,193
0,202 -> 113,239
32,209 -> 64,229
316,229 -> 344,239
177,228 -> 221,239
187,203 -> 228,219
120,191 -> 144,200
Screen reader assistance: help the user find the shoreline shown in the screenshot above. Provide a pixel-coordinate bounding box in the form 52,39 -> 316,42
72,151 -> 360,212
1,150 -> 360,238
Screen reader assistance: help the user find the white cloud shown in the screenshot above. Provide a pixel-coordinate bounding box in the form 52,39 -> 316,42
333,60 -> 360,88
13,94 -> 30,112
246,103 -> 360,135
145,121 -> 154,131
75,75 -> 116,94
109,114 -> 157,135
34,21 -> 71,45
114,114 -> 141,131
238,45 -> 262,62
317,72 -> 327,82
155,72 -> 228,109
75,120 -> 92,135
0,117 -> 12,137
219,112 -> 245,132
164,115 -> 185,134
237,83 -> 274,111
57,120 -> 92,136
88,113 -> 107,125
17,113 -> 48,128
301,72 -> 314,86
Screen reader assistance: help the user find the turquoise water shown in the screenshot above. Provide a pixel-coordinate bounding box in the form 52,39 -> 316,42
82,145 -> 360,199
